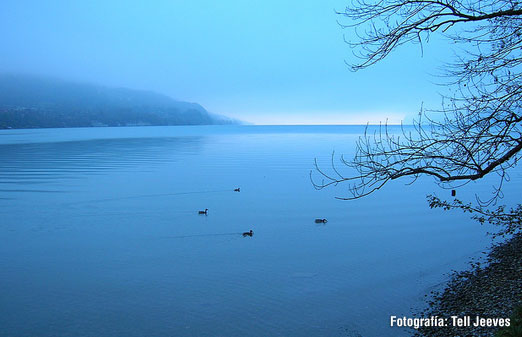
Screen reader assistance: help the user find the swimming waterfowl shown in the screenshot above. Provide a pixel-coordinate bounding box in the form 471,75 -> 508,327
315,218 -> 328,223
242,230 -> 253,237
198,208 -> 208,215
234,188 -> 240,192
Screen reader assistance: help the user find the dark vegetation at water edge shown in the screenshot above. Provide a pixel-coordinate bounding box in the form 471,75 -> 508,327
497,306 -> 522,337
0,74 -> 239,129
414,234 -> 522,337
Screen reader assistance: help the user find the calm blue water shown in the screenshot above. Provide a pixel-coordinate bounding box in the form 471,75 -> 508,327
1,125 -> 518,337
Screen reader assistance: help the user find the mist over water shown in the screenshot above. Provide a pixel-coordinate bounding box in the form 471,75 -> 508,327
1,125 -> 516,337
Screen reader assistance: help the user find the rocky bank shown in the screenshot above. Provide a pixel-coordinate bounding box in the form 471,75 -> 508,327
415,233 -> 522,337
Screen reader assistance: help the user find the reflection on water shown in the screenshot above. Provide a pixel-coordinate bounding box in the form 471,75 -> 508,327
0,136 -> 203,186
0,125 -> 511,337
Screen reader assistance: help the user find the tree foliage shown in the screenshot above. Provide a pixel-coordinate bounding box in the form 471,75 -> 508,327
428,194 -> 522,236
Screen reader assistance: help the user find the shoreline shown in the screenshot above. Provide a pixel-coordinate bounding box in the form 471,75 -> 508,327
415,233 -> 522,336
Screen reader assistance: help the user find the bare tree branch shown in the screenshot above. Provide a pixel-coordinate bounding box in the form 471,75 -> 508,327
312,0 -> 522,206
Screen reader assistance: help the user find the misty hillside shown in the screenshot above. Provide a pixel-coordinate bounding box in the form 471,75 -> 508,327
0,74 -> 238,129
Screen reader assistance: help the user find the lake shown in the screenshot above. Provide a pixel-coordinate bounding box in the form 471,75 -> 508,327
1,125 -> 518,337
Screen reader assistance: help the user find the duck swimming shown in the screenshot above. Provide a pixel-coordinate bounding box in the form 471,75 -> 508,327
198,208 -> 208,215
234,188 -> 240,192
242,230 -> 253,237
315,218 -> 328,223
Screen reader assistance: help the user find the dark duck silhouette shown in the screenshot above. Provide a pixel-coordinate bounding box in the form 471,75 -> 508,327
198,208 -> 208,215
234,188 -> 240,192
315,218 -> 328,223
242,230 -> 253,237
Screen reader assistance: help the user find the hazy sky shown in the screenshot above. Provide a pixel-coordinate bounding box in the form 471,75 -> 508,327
0,0 -> 453,124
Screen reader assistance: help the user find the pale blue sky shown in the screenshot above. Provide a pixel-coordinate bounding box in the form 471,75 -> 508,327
0,0 -> 452,124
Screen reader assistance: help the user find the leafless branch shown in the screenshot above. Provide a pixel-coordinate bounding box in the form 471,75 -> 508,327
311,0 -> 522,205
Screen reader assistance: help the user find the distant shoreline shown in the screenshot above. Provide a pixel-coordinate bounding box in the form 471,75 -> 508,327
0,74 -> 239,129
0,123 -> 415,130
0,123 -> 237,130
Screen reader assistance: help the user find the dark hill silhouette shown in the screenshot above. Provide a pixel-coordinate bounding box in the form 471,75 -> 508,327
0,74 -> 238,129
